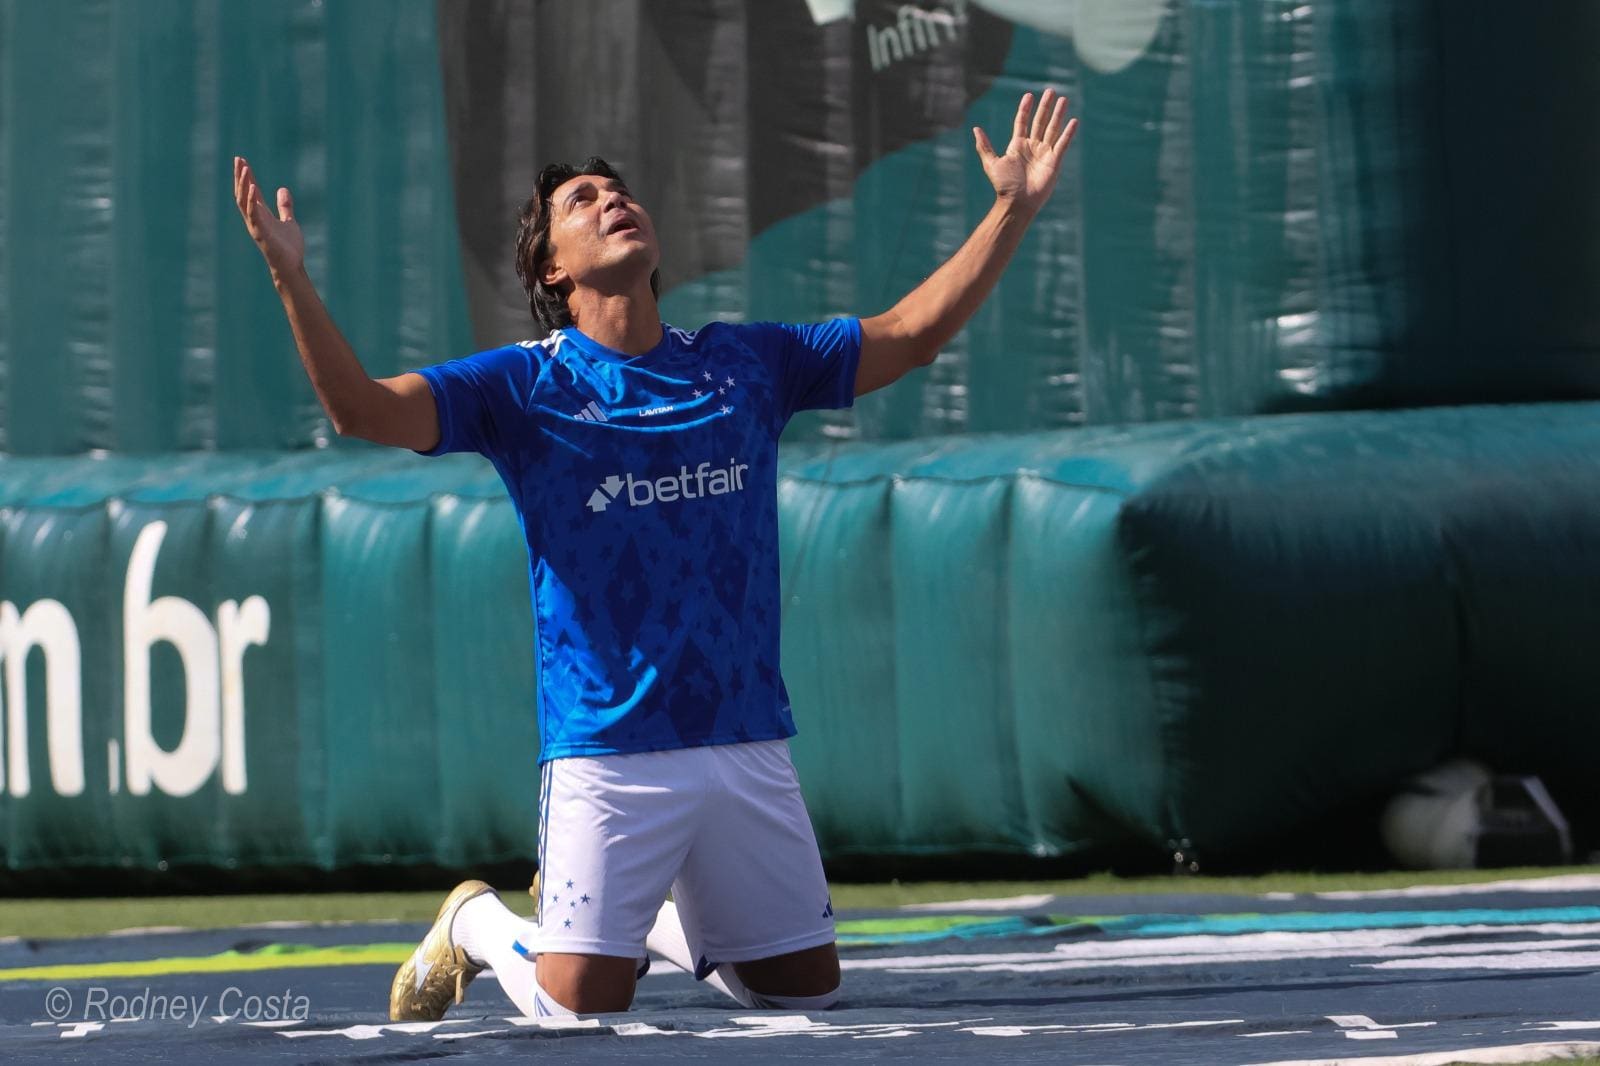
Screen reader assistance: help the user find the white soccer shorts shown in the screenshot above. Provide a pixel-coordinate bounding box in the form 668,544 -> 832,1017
519,739 -> 837,971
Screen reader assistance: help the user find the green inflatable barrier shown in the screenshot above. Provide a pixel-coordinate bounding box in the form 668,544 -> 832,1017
3,403 -> 1598,871
0,451 -> 539,872
786,405 -> 1600,862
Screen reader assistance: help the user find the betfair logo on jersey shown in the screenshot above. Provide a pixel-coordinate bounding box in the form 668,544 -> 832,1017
586,459 -> 751,513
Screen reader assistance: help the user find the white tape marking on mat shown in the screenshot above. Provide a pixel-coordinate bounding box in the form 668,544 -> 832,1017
1328,1014 -> 1435,1041
506,1016 -> 604,1030
690,1019 -> 969,1040
282,1020 -> 450,1040
1329,1014 -> 1433,1030
963,1019 -> 1243,1037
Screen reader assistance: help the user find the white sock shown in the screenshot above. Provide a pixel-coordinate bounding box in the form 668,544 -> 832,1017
451,893 -> 546,1018
455,894 -> 803,1017
643,899 -> 756,1007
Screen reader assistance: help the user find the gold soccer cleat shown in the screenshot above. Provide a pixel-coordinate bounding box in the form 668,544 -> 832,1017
388,879 -> 497,1021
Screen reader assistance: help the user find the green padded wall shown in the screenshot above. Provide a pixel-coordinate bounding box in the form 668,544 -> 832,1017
5,404 -> 1599,870
0,0 -> 472,455
4,2 -> 1600,456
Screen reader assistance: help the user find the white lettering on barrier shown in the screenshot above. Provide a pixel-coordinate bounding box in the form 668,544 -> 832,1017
0,599 -> 84,797
124,522 -> 222,798
217,596 -> 270,794
124,522 -> 271,797
0,519 -> 271,799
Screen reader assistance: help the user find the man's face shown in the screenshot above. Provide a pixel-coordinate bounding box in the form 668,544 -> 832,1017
541,173 -> 659,298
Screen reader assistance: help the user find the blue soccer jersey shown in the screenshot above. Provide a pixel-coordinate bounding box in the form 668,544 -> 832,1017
414,318 -> 862,762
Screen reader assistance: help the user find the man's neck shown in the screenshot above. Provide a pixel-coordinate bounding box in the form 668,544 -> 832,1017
569,286 -> 662,357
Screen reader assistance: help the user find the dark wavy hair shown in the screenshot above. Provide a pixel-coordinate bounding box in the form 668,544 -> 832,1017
514,157 -> 661,334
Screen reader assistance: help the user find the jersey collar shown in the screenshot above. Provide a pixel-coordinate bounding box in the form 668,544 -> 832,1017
560,324 -> 672,365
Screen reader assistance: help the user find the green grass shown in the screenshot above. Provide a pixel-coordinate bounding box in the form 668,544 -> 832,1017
1,865 -> 1593,941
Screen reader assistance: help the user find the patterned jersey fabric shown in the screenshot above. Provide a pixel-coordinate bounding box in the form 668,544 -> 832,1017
414,318 -> 861,762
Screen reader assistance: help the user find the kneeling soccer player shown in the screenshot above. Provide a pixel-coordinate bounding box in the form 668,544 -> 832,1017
232,88 -> 1077,1017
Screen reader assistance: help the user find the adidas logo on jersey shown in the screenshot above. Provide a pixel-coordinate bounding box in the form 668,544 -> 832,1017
586,459 -> 750,513
573,401 -> 608,422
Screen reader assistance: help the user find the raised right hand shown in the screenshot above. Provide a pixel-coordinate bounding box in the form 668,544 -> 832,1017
233,156 -> 304,275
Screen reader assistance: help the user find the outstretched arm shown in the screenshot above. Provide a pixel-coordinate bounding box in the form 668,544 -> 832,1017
855,89 -> 1078,398
232,156 -> 440,451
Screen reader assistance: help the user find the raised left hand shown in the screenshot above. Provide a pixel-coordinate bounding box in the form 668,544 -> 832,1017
974,88 -> 1078,215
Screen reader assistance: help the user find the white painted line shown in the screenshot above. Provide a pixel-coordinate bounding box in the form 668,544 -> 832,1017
961,1019 -> 1242,1037
900,894 -> 1057,912
614,1022 -> 680,1037
1263,874 -> 1600,902
728,1015 -> 820,1030
100,917 -> 411,938
505,1017 -> 604,1030
1328,1015 -> 1435,1032
843,925 -> 1600,973
282,1020 -> 450,1040
1243,1039 -> 1600,1066
687,1019 -> 973,1040
247,919 -> 411,930
1363,950 -> 1600,971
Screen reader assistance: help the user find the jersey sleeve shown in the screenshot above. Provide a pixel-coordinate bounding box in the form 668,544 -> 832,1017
742,318 -> 863,425
410,344 -> 540,459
